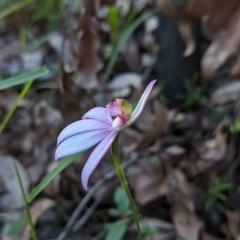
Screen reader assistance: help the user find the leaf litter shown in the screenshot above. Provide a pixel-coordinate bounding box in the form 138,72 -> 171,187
1,0 -> 240,239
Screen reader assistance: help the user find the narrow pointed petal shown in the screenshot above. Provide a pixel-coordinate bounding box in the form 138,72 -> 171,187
55,129 -> 111,160
81,131 -> 117,190
57,119 -> 112,145
126,80 -> 156,127
82,107 -> 113,124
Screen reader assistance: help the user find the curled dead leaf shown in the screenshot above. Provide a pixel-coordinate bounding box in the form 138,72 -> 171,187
177,20 -> 196,57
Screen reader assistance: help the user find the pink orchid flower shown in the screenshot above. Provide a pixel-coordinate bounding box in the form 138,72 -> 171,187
55,80 -> 156,190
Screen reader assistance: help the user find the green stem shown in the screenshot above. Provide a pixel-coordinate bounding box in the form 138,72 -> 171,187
14,161 -> 38,240
112,134 -> 142,240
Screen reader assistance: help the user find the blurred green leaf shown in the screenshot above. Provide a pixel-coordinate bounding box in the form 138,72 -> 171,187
105,220 -> 128,240
0,67 -> 49,90
109,208 -> 121,217
114,186 -> 130,212
230,118 -> 240,133
7,215 -> 26,236
27,153 -> 82,203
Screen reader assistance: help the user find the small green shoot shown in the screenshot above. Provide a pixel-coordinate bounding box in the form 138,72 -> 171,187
14,161 -> 37,240
205,178 -> 233,211
183,72 -> 209,108
107,6 -> 120,46
230,116 -> 240,133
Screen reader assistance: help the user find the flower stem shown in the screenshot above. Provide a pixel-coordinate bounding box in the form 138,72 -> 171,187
111,133 -> 142,240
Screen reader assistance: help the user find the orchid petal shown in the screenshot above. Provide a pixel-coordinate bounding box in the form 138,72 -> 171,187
55,129 -> 111,160
81,131 -> 117,190
57,119 -> 112,145
125,80 -> 156,127
82,107 -> 113,124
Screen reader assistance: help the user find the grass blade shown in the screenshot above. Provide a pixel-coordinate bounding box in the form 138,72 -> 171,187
0,67 -> 49,90
14,161 -> 37,240
27,153 -> 82,203
0,0 -> 34,20
0,80 -> 33,133
104,9 -> 157,81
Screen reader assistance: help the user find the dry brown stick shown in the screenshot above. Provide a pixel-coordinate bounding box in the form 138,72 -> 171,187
56,149 -> 157,240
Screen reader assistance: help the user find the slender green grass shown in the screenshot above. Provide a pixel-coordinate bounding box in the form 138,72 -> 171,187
0,0 -> 34,20
0,67 -> 48,90
0,80 -> 33,133
14,161 -> 37,240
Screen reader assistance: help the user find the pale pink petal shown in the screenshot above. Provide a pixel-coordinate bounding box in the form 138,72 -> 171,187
55,129 -> 111,160
126,80 -> 156,127
81,131 -> 117,190
82,107 -> 113,124
57,119 -> 112,145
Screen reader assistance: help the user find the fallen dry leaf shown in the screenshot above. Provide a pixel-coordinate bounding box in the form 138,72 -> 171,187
200,132 -> 227,161
231,54 -> 240,78
201,231 -> 230,240
108,72 -> 143,99
134,173 -> 164,205
205,0 -> 239,31
225,210 -> 240,239
158,169 -> 196,212
121,36 -> 142,73
22,198 -> 55,239
75,13 -> 103,89
136,101 -> 168,151
177,20 -> 195,57
211,81 -> 240,105
48,33 -> 76,73
201,4 -> 240,80
172,204 -> 203,240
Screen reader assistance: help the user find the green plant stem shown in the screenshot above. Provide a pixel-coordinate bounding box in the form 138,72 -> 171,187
14,161 -> 38,240
112,134 -> 142,240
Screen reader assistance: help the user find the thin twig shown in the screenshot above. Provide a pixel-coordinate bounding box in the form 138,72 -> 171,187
73,188 -> 107,231
91,230 -> 106,240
